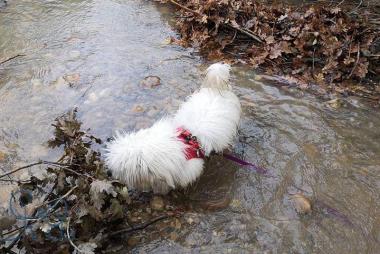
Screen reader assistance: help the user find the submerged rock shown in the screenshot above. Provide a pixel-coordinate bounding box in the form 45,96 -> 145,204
0,0 -> 7,8
131,104 -> 145,113
64,73 -> 80,84
141,76 -> 161,88
326,98 -> 343,109
0,215 -> 16,231
150,196 -> 165,211
292,193 -> 312,215
127,235 -> 140,247
0,151 -> 6,162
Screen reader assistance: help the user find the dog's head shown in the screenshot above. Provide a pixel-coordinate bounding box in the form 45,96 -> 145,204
202,62 -> 231,91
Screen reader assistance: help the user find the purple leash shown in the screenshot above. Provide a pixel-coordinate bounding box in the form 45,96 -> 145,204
223,153 -> 271,176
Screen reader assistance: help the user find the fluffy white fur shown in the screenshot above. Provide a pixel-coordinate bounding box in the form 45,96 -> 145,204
105,63 -> 241,194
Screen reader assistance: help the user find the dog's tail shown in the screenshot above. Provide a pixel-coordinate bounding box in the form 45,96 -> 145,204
202,63 -> 231,91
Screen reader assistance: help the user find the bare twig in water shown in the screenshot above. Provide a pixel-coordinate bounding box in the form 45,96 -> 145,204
169,0 -> 263,43
0,161 -> 45,179
0,160 -> 94,179
0,225 -> 27,237
41,160 -> 94,179
0,54 -> 25,65
105,214 -> 170,238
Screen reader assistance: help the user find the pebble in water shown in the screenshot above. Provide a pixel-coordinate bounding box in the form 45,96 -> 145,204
141,76 -> 161,88
0,151 -> 6,162
150,196 -> 165,211
292,193 -> 312,215
64,73 -> 80,84
131,104 -> 145,113
127,235 -> 140,247
326,98 -> 343,109
69,50 -> 81,59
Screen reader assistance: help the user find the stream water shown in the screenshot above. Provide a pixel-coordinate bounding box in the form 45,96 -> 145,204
1,0 -> 379,253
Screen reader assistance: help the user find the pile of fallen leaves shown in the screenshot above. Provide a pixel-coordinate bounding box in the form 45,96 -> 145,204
160,0 -> 380,99
0,109 -> 174,253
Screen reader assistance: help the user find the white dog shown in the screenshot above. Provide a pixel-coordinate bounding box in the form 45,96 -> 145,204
105,63 -> 241,194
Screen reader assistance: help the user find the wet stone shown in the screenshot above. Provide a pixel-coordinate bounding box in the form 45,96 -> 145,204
131,104 -> 145,113
52,76 -> 69,89
127,235 -> 140,247
0,151 -> 7,162
69,50 -> 81,59
326,98 -> 343,109
170,218 -> 181,230
185,214 -> 200,225
150,196 -> 165,211
31,79 -> 43,89
169,232 -> 178,241
64,73 -> 80,84
0,215 -> 16,231
129,216 -> 140,223
292,194 -> 312,215
141,76 -> 161,88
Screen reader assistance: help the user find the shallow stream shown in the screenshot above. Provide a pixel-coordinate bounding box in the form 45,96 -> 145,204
1,0 -> 379,253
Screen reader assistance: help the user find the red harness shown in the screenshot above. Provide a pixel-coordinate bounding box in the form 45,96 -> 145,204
177,128 -> 205,160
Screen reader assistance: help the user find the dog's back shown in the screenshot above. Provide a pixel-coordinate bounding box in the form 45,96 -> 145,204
173,88 -> 241,155
174,63 -> 241,155
105,63 -> 241,193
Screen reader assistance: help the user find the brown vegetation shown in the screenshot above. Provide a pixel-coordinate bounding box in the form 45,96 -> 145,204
160,0 -> 380,100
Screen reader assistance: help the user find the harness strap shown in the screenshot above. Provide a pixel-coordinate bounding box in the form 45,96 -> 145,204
177,128 -> 205,160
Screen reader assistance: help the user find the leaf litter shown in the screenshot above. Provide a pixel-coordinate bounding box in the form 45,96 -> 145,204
158,0 -> 380,102
0,109 -> 178,253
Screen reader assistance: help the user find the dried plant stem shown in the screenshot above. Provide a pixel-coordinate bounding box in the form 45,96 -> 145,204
0,161 -> 45,179
66,217 -> 82,253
